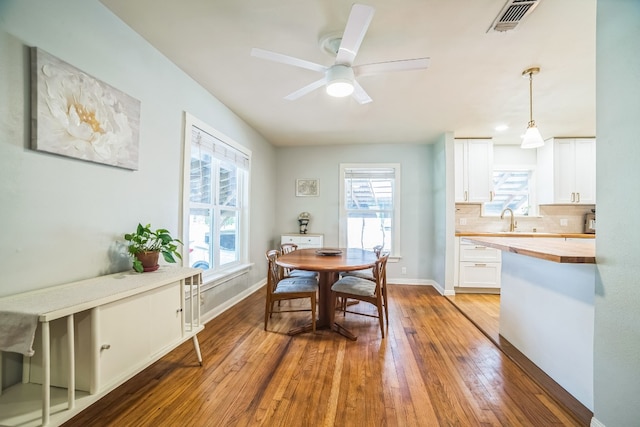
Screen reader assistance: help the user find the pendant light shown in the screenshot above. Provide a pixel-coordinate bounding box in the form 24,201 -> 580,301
521,67 -> 544,149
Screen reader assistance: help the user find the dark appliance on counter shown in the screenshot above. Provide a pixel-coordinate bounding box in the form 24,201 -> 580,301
584,209 -> 596,234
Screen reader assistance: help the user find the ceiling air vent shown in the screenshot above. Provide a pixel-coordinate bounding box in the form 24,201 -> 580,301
488,0 -> 541,32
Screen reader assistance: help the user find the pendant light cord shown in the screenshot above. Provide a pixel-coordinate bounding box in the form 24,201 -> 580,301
528,71 -> 534,126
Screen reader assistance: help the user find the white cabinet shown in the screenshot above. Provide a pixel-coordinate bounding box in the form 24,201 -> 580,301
537,138 -> 596,204
456,239 -> 502,289
454,139 -> 494,203
281,233 -> 324,248
0,267 -> 203,427
97,283 -> 183,390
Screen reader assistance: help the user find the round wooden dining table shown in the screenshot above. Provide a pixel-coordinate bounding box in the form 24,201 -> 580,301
276,247 -> 377,340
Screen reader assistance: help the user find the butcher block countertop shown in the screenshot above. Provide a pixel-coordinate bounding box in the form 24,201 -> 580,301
456,231 -> 595,238
462,236 -> 596,264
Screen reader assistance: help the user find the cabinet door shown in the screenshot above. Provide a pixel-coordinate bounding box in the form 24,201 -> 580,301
466,140 -> 494,202
454,139 -> 493,203
298,235 -> 323,248
459,243 -> 502,262
148,283 -> 182,354
281,235 -> 300,244
454,141 -> 466,202
573,138 -> 596,204
554,139 -> 577,203
98,294 -> 149,390
459,262 -> 501,288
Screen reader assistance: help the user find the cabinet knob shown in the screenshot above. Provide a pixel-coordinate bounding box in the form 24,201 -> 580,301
576,192 -> 580,203
474,263 -> 487,267
571,192 -> 575,202
176,308 -> 183,313
101,344 -> 111,350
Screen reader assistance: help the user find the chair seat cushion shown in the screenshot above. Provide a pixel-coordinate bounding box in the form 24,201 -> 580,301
288,269 -> 318,278
275,277 -> 318,293
341,269 -> 374,281
331,276 -> 376,297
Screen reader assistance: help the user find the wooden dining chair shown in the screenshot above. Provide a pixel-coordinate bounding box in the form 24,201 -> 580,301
264,249 -> 318,333
340,244 -> 384,281
330,253 -> 389,338
280,243 -> 318,279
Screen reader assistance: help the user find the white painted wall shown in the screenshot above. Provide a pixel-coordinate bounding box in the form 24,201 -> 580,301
593,1 -> 640,426
0,0 -> 275,299
492,144 -> 537,167
274,143 -> 436,283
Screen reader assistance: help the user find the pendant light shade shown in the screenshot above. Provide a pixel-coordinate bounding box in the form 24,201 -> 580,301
521,67 -> 544,149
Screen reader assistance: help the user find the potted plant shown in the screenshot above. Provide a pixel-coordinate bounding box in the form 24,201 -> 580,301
124,223 -> 183,273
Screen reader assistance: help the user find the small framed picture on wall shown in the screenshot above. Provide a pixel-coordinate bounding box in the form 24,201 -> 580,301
296,179 -> 319,197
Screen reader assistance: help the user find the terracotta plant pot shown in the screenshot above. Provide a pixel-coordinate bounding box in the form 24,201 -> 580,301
135,251 -> 160,272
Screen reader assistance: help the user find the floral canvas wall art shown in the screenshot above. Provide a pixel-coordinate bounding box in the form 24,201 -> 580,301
31,47 -> 141,170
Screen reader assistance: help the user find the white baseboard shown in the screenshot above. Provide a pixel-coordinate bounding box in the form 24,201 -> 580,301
590,417 -> 605,427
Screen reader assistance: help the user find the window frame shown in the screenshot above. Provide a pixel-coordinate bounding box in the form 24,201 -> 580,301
483,165 -> 538,217
338,163 -> 401,258
182,113 -> 251,282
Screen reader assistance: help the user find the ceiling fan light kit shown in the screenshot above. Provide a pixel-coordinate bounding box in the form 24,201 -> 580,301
521,66 -> 545,149
250,3 -> 429,104
326,65 -> 355,97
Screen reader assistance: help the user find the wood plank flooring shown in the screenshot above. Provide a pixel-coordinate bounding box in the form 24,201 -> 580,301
64,285 -> 586,426
445,293 -> 501,344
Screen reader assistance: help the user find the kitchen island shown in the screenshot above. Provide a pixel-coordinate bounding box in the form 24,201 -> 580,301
463,236 -> 595,412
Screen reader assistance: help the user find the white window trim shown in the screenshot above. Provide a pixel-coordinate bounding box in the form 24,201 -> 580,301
181,112 -> 251,282
338,163 -> 401,259
486,164 -> 539,217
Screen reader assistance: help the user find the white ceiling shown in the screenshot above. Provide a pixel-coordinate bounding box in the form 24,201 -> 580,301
100,0 -> 596,147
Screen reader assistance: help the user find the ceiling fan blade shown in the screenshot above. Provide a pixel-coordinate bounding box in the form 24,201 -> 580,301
335,4 -> 375,66
351,80 -> 373,104
284,77 -> 327,101
251,48 -> 327,73
354,58 -> 431,76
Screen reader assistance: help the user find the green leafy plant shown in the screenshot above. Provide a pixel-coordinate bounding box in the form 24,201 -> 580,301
124,223 -> 183,273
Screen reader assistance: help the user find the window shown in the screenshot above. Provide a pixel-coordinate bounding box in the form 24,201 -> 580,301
339,164 -> 400,257
483,168 -> 536,216
183,113 -> 250,278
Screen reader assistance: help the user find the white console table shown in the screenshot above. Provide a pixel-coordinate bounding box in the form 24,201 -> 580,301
0,267 -> 203,426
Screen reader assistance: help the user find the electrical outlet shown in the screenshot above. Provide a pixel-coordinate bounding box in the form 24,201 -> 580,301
401,267 -> 407,275
560,218 -> 568,227
459,218 -> 467,225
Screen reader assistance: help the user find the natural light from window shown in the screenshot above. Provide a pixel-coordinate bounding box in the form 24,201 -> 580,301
339,164 -> 400,256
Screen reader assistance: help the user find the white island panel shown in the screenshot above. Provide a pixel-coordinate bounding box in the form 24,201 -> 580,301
500,251 -> 595,410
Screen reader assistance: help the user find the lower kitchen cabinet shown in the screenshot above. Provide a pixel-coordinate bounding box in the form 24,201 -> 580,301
456,238 -> 502,289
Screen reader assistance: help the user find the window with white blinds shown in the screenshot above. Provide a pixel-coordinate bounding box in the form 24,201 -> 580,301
339,164 -> 400,257
183,113 -> 250,277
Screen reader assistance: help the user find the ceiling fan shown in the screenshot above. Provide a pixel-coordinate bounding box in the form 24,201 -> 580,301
251,3 -> 430,104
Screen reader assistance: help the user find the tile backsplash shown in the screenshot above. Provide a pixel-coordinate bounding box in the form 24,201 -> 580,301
455,203 -> 596,234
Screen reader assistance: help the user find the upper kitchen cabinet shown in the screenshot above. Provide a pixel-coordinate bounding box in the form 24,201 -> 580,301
455,139 -> 494,203
537,138 -> 596,205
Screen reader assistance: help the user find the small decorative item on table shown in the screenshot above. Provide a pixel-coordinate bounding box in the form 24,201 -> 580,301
315,249 -> 343,256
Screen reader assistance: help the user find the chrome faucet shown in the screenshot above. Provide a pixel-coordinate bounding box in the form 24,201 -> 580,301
500,207 -> 516,232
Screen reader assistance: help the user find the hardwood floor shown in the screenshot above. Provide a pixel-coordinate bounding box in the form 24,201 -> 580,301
64,285 -> 586,426
445,293 -> 501,344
